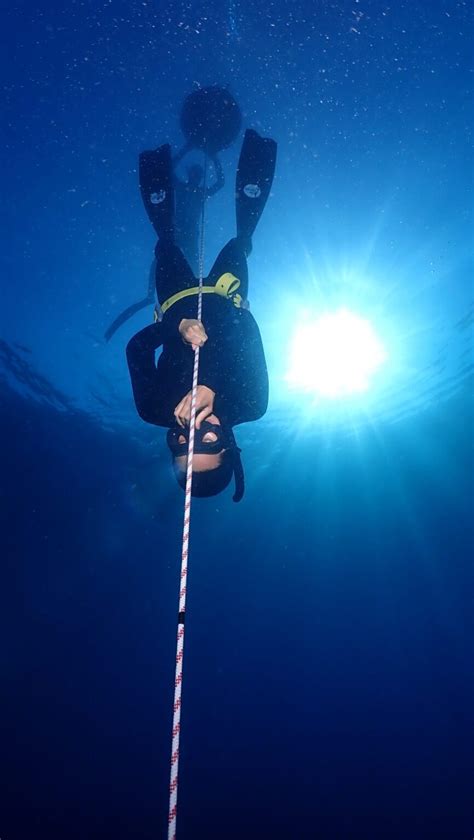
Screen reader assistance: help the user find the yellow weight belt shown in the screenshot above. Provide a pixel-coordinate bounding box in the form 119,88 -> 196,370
155,272 -> 243,322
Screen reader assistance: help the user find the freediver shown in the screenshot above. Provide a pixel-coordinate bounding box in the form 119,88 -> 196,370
126,128 -> 277,502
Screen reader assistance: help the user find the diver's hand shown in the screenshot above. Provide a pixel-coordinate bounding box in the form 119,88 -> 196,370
179,318 -> 208,350
174,385 -> 215,429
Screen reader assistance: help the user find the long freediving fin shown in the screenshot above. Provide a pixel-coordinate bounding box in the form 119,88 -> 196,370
236,129 -> 277,245
139,143 -> 175,240
105,144 -> 175,341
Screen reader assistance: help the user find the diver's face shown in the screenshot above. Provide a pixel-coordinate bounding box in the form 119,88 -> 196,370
174,415 -> 224,473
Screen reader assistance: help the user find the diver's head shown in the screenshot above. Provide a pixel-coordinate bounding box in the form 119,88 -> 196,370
167,416 -> 244,501
186,163 -> 204,186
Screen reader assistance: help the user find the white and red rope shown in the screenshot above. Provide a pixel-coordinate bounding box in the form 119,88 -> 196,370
168,158 -> 207,840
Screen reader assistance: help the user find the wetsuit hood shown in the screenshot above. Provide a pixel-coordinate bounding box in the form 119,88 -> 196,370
167,422 -> 244,502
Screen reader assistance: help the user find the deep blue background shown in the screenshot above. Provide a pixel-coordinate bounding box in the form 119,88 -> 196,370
1,1 -> 473,838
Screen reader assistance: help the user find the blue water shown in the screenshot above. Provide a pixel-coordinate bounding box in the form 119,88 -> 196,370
1,1 -> 473,838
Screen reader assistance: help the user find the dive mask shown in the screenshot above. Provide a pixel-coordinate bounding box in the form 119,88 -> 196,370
167,420 -> 245,502
167,420 -> 232,456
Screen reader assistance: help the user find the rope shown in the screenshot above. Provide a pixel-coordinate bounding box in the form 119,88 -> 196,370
168,154 -> 208,840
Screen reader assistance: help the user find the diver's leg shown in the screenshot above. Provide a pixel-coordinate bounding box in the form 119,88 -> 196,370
139,144 -> 175,241
155,241 -> 196,305
207,238 -> 248,301
235,129 -> 277,250
104,147 -> 175,340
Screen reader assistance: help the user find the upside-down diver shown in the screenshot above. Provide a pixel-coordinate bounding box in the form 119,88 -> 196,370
121,88 -> 277,501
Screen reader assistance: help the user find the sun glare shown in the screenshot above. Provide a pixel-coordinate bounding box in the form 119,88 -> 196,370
285,308 -> 387,398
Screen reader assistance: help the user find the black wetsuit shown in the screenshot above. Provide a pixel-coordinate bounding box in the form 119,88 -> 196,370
126,238 -> 268,428
127,130 -> 276,432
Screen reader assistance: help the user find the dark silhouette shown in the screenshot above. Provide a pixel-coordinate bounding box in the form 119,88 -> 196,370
127,130 -> 277,502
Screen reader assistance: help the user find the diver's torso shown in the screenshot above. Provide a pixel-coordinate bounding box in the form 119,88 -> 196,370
157,296 -> 266,425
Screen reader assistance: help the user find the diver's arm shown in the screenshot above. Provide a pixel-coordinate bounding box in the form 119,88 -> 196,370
126,323 -> 170,426
214,312 -> 269,426
126,306 -> 213,425
233,342 -> 269,425
206,155 -> 225,197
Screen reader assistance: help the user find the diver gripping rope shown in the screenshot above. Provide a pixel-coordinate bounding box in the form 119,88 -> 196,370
168,158 -> 208,840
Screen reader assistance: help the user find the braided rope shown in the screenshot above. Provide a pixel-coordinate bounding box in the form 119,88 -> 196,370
168,156 -> 208,840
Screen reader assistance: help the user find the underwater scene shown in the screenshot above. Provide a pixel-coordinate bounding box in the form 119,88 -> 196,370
1,1 -> 473,838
